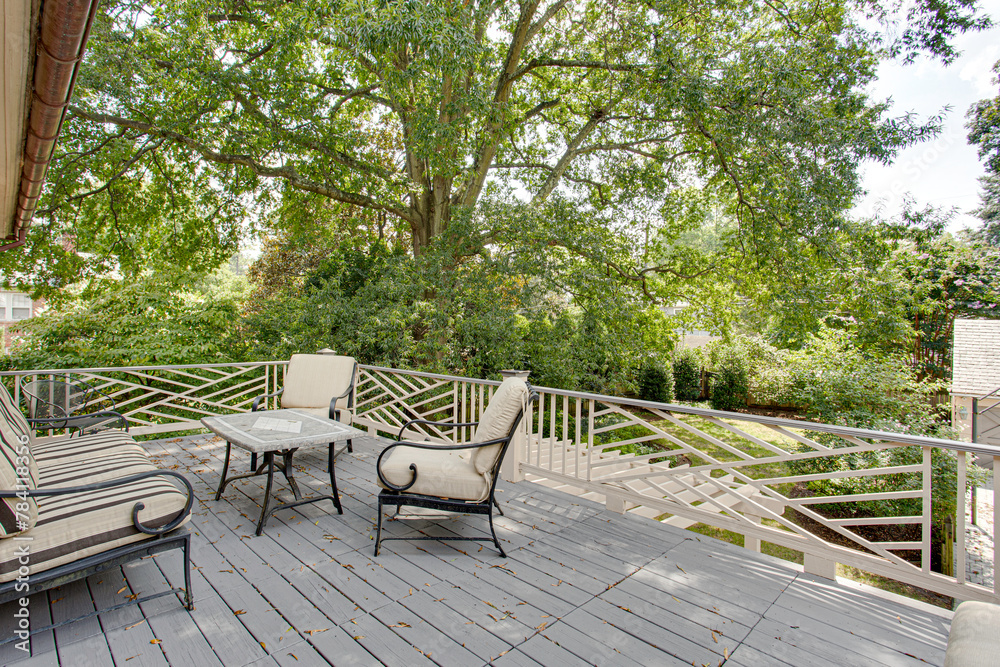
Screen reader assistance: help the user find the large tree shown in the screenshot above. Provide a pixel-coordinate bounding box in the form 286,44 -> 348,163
1,0 -> 990,288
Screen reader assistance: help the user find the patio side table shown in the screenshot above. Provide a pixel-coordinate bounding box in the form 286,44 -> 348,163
202,409 -> 363,535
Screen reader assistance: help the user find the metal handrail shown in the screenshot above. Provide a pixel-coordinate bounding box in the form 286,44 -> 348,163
524,384 -> 1000,457
4,360 -> 993,456
0,360 -> 288,376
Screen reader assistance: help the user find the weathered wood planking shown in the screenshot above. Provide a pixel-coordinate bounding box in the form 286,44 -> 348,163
0,433 -> 953,666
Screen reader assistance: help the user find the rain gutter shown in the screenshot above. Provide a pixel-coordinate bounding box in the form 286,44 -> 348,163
2,0 -> 101,249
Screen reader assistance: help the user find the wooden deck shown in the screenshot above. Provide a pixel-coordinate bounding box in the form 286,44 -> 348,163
1,434 -> 953,666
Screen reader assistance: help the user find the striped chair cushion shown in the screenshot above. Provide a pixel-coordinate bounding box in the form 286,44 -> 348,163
0,416 -> 38,537
31,430 -> 147,465
39,450 -> 156,488
0,381 -> 32,443
0,475 -> 190,583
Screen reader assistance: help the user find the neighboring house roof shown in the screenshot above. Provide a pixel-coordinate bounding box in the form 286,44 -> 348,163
1,0 -> 99,249
952,318 -> 1000,397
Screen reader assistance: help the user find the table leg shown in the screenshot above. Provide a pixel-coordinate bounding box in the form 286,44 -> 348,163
329,443 -> 343,515
281,449 -> 303,501
250,453 -> 258,472
256,452 -> 275,536
215,441 -> 233,501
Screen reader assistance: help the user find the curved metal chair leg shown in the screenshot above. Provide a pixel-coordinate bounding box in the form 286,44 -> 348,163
488,507 -> 506,557
215,441 -> 232,501
182,533 -> 194,609
255,453 -> 275,536
328,443 -> 343,514
493,498 -> 504,516
374,498 -> 384,556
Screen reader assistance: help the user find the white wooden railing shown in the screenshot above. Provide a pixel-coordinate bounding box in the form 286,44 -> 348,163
3,361 -> 998,603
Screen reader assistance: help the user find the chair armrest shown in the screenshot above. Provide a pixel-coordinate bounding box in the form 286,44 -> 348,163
375,436 -> 510,492
0,470 -> 194,536
253,388 -> 284,412
28,410 -> 129,433
397,418 -> 479,441
329,385 -> 355,421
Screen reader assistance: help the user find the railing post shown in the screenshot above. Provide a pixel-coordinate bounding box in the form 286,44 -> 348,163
500,370 -> 530,483
738,493 -> 784,554
804,553 -> 837,580
605,492 -> 626,514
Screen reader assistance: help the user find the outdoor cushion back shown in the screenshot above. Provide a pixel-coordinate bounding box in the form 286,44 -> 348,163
280,354 -> 357,411
0,382 -> 32,443
0,411 -> 38,538
471,376 -> 530,476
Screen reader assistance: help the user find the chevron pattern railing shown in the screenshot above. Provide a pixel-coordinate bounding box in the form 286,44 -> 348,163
1,362 -> 287,436
3,361 -> 997,603
519,386 -> 1000,604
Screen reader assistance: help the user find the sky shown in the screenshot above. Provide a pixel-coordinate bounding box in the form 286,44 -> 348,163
853,1 -> 1000,232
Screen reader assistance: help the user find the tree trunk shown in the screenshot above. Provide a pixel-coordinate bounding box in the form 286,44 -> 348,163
409,178 -> 453,256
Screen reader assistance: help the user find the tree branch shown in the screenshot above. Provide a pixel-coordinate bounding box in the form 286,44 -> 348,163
40,138 -> 166,214
550,239 -> 717,302
525,0 -> 570,43
68,106 -> 417,225
533,106 -> 613,203
231,91 -> 396,182
510,58 -> 648,83
459,0 -> 542,208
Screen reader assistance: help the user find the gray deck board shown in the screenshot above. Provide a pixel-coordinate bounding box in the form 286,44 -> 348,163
1,433 -> 954,666
102,620 -> 169,667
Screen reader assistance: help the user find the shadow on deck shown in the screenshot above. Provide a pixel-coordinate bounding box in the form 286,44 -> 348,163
1,434 -> 952,666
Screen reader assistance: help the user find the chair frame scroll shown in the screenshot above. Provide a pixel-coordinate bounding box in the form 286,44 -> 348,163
0,470 -> 195,644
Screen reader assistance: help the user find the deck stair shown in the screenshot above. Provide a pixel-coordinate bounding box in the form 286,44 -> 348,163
524,440 -> 754,527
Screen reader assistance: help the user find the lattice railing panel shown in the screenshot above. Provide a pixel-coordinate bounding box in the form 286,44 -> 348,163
518,387 -> 997,603
4,362 -> 997,603
354,366 -> 498,442
2,362 -> 286,435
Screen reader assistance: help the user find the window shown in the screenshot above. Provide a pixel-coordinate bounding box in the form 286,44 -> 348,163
11,294 -> 31,320
0,292 -> 33,321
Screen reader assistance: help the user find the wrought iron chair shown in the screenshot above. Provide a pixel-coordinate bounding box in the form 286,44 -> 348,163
374,376 -> 537,557
251,353 -> 359,471
20,378 -> 127,436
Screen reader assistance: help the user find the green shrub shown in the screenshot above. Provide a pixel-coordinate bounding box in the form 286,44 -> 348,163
673,348 -> 702,401
710,348 -> 749,411
638,360 -> 675,403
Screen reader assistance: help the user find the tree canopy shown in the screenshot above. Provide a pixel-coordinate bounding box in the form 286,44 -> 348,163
0,0 -> 990,293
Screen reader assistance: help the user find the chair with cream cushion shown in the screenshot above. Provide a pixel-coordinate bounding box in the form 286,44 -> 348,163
374,376 -> 537,557
251,353 -> 358,469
